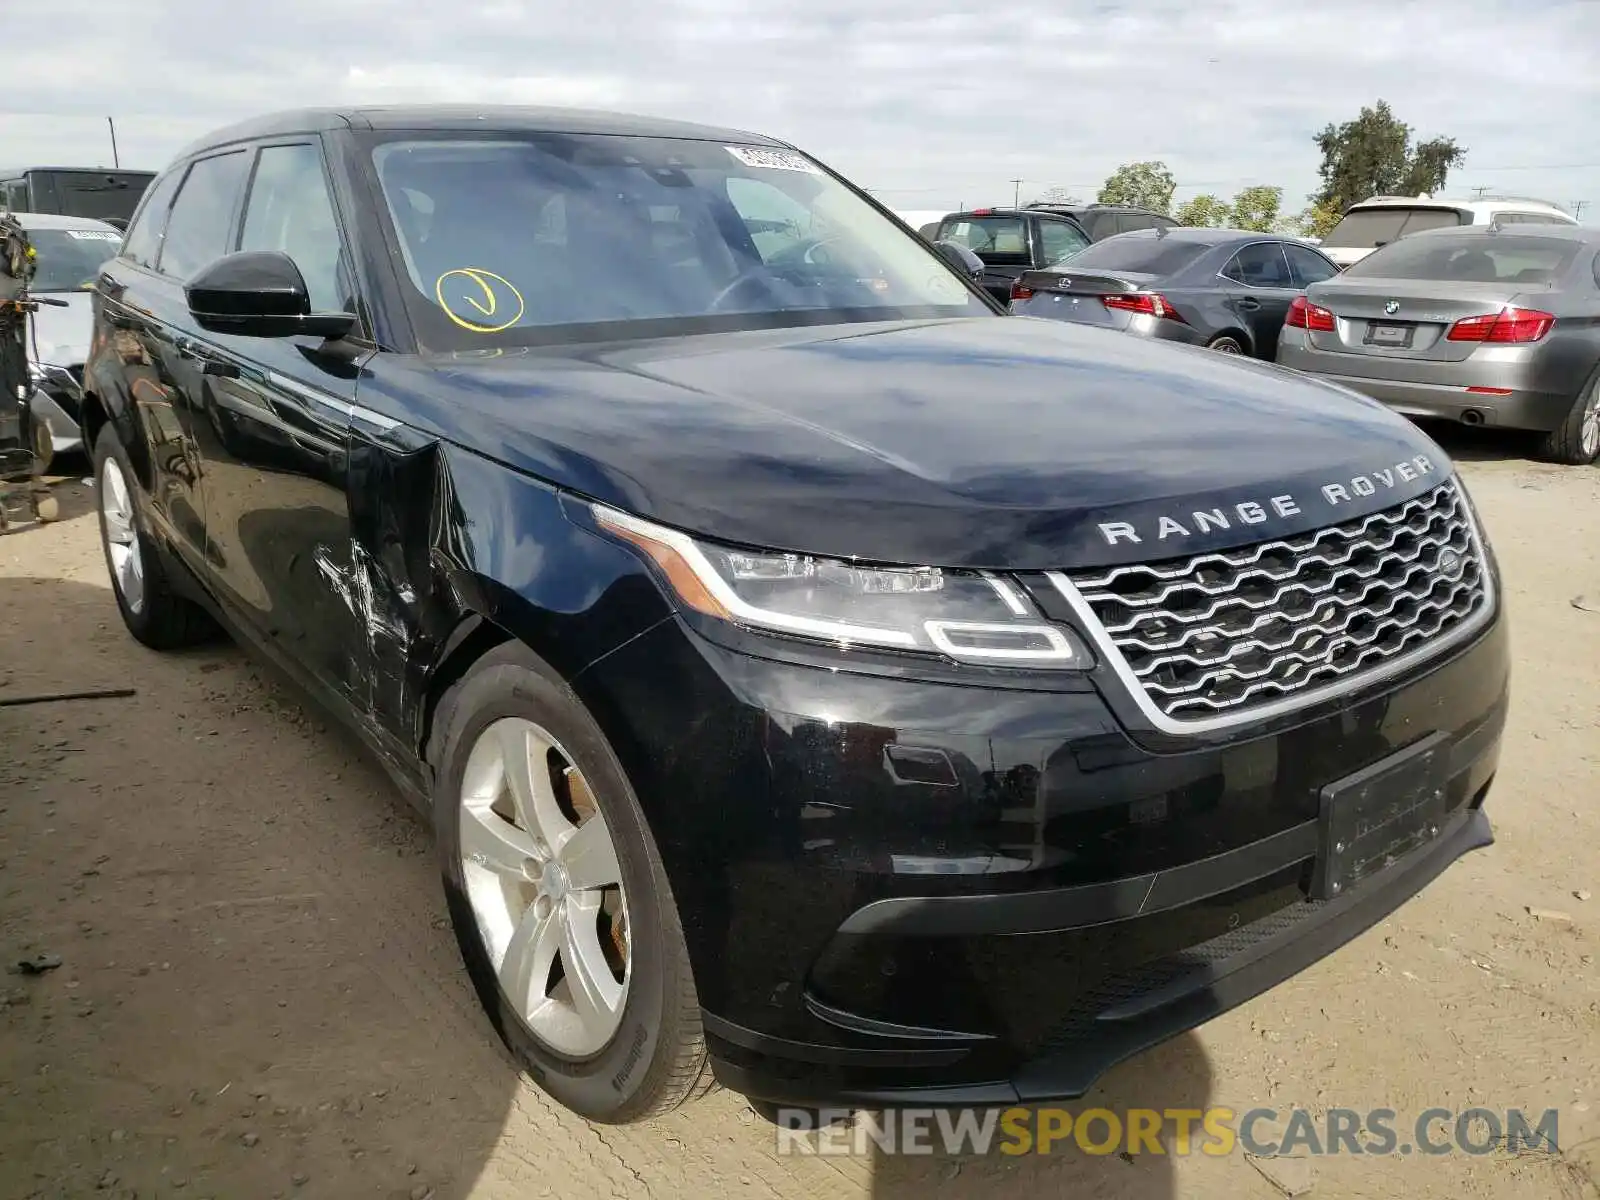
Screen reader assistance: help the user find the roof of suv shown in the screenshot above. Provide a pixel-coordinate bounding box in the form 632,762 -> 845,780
1026,201 -> 1174,220
1347,195 -> 1575,221
173,105 -> 781,162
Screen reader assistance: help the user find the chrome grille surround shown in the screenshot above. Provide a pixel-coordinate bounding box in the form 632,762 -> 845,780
1046,480 -> 1495,735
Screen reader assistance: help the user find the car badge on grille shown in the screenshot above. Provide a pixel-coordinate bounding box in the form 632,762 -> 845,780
1437,548 -> 1464,579
1384,299 -> 1400,315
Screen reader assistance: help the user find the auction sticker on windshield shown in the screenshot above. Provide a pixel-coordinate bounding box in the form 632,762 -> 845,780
67,230 -> 122,241
725,145 -> 821,173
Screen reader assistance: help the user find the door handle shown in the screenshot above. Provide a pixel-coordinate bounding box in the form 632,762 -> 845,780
1236,298 -> 1261,311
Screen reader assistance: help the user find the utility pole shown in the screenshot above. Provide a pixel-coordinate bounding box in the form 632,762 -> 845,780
107,117 -> 120,168
1470,185 -> 1490,200
1572,200 -> 1588,219
1010,179 -> 1023,208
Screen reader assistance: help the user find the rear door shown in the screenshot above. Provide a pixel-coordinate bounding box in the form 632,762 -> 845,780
1037,217 -> 1090,268
97,150 -> 251,569
1218,241 -> 1299,357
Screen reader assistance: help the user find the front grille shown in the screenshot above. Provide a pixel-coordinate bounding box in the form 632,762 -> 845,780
1062,481 -> 1490,723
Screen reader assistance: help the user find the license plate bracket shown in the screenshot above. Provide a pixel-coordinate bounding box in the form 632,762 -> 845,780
1311,733 -> 1450,901
1365,322 -> 1414,348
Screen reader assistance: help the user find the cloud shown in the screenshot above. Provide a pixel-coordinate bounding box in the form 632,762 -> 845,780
4,0 -> 1597,217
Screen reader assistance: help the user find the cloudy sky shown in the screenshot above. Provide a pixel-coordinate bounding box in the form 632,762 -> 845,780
7,0 -> 1598,222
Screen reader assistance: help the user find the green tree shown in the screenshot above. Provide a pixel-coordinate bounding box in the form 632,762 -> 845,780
1174,194 -> 1232,227
1293,200 -> 1345,240
1229,185 -> 1284,232
1312,100 -> 1465,213
1097,161 -> 1177,214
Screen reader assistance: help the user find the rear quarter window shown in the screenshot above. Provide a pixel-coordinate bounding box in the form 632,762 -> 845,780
121,169 -> 183,269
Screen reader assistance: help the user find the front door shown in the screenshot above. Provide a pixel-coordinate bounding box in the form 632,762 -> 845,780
180,140 -> 371,708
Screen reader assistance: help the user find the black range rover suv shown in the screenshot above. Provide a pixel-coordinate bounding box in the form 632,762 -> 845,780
82,106 -> 1508,1124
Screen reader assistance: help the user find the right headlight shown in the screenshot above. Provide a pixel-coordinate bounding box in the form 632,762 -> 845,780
593,504 -> 1091,669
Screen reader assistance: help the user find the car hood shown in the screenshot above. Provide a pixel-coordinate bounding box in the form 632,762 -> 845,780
376,316 -> 1452,570
27,292 -> 92,367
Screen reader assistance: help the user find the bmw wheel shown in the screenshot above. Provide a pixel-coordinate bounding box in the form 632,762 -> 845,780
1539,367 -> 1600,466
429,642 -> 716,1123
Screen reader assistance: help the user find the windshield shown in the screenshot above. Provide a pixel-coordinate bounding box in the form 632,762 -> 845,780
1320,207 -> 1465,250
25,226 -> 123,291
367,134 -> 987,348
1048,235 -> 1212,275
1342,234 -> 1580,285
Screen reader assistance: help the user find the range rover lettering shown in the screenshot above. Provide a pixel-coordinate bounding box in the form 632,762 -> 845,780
82,107 -> 1509,1124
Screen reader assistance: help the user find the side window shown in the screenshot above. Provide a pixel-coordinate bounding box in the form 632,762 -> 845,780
0,179 -> 25,211
1117,214 -> 1156,234
1039,219 -> 1089,264
1222,242 -> 1293,288
1285,243 -> 1339,287
1087,213 -> 1120,240
121,169 -> 183,269
1492,212 -> 1564,226
239,143 -> 348,312
157,151 -> 250,280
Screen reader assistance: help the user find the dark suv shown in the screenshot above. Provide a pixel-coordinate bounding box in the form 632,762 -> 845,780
84,105 -> 1507,1125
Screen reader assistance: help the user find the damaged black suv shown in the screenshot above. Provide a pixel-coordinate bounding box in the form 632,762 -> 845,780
83,106 -> 1508,1124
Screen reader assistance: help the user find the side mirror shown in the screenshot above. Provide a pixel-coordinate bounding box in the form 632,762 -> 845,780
932,239 -> 985,280
185,251 -> 356,340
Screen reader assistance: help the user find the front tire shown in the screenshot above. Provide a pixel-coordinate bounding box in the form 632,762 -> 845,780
1538,368 -> 1600,466
92,424 -> 214,649
428,643 -> 715,1123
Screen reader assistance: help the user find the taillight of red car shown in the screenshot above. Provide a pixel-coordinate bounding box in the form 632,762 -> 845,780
1010,280 -> 1034,301
1286,295 -> 1336,332
1445,307 -> 1556,344
1101,293 -> 1186,323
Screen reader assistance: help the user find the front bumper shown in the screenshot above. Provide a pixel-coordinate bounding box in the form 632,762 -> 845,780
573,600 -> 1508,1107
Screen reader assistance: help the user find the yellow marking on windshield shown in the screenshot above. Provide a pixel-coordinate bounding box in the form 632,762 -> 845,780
434,267 -> 526,333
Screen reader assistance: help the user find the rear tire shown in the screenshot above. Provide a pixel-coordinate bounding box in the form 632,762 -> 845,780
1206,334 -> 1247,356
92,424 -> 215,650
428,642 -> 716,1124
1537,368 -> 1600,466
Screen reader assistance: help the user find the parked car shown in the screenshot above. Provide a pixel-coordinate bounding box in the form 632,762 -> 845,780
931,206 -> 1093,303
84,105 -> 1506,1125
1318,195 -> 1576,271
12,212 -> 125,459
1277,224 -> 1600,465
1025,201 -> 1179,241
1010,227 -> 1340,359
0,167 -> 156,231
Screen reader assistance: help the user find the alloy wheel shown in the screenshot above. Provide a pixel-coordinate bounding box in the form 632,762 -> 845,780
458,717 -> 631,1058
1581,379 -> 1599,459
100,455 -> 145,615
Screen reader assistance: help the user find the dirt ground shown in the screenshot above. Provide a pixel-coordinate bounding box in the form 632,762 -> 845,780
2,430 -> 1597,1200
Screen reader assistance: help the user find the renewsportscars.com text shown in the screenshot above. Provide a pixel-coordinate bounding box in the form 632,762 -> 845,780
773,1106 -> 1562,1158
